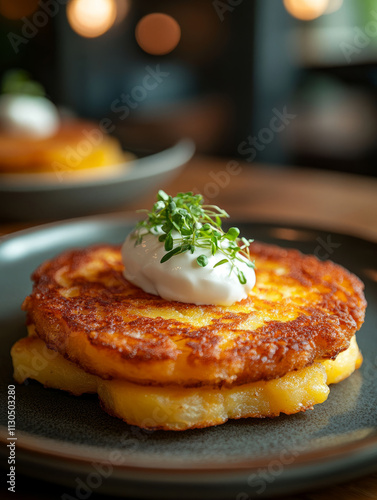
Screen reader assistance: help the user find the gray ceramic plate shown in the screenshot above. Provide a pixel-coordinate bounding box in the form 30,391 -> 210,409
0,139 -> 195,221
0,216 -> 377,499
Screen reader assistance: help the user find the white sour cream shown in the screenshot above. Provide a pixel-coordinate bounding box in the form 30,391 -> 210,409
122,230 -> 255,306
0,94 -> 60,139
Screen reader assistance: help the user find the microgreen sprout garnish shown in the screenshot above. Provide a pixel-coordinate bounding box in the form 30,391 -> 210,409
133,191 -> 255,285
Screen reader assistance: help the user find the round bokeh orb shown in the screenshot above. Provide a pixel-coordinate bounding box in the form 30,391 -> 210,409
135,13 -> 181,56
283,0 -> 329,21
67,0 -> 117,38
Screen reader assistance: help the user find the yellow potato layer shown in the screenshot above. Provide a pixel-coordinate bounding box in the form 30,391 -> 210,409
11,335 -> 362,430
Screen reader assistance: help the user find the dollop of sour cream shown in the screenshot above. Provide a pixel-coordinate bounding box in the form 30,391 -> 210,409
122,229 -> 256,306
0,94 -> 60,139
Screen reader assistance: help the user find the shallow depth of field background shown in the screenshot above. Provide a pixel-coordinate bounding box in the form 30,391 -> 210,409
1,0 -> 376,176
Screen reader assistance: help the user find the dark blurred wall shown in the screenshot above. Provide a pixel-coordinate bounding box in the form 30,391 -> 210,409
0,0 -> 376,175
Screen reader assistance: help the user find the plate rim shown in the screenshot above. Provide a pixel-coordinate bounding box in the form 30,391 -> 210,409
0,138 -> 195,192
1,426 -> 377,474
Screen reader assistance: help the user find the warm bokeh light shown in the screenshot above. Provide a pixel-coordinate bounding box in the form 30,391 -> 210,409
135,13 -> 181,56
0,0 -> 39,20
324,0 -> 343,14
283,0 -> 329,21
67,0 -> 117,38
114,0 -> 130,25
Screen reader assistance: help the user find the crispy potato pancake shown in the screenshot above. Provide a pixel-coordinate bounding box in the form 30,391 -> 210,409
21,243 -> 366,389
11,334 -> 362,430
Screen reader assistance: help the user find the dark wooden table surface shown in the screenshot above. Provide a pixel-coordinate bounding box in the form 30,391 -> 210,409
2,155 -> 377,241
1,155 -> 377,500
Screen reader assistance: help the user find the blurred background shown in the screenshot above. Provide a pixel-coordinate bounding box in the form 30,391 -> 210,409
0,0 -> 376,176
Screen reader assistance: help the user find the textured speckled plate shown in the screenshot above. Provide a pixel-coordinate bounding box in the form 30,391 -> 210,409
0,216 -> 377,499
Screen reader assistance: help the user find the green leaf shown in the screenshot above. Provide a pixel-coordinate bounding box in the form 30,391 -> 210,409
157,190 -> 169,201
160,246 -> 183,263
181,243 -> 192,253
237,270 -> 246,284
164,232 -> 173,251
162,222 -> 171,233
181,226 -> 191,236
153,201 -> 165,212
225,227 -> 240,240
214,259 -> 228,268
197,255 -> 208,267
172,220 -> 181,232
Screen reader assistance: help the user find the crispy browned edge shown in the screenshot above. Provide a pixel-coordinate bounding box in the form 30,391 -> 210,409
21,242 -> 367,388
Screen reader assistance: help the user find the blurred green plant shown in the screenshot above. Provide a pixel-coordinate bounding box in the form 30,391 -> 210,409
1,69 -> 45,96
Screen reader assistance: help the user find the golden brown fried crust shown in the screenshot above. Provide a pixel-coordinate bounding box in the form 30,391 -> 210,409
22,243 -> 366,388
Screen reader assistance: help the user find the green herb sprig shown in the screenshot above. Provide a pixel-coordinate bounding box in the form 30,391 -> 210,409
133,191 -> 254,284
